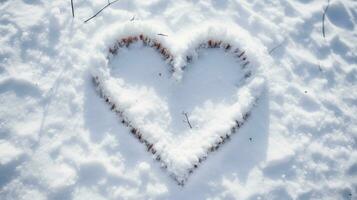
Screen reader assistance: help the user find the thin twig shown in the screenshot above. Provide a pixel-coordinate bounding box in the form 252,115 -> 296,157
71,0 -> 74,18
318,62 -> 323,72
182,112 -> 192,129
322,0 -> 330,38
158,33 -> 168,37
269,39 -> 286,55
84,0 -> 120,23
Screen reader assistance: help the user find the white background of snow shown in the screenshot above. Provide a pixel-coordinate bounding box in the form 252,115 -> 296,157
0,0 -> 356,199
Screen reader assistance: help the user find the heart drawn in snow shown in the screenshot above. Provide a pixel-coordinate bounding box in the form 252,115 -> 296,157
92,34 -> 265,185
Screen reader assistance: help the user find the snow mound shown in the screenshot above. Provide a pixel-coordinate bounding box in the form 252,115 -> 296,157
90,23 -> 267,184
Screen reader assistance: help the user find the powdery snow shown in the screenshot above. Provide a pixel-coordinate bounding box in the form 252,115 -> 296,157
0,0 -> 356,199
91,25 -> 266,183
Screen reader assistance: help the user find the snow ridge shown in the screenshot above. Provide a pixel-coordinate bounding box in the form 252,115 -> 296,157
91,24 -> 266,184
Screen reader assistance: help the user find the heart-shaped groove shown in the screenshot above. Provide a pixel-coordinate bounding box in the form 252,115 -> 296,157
93,34 -> 261,185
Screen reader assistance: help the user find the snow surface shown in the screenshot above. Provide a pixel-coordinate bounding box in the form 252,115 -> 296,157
91,25 -> 266,184
0,0 -> 356,199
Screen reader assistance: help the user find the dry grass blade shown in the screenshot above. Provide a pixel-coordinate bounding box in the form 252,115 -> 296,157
158,33 -> 168,37
269,39 -> 286,55
322,0 -> 330,38
84,0 -> 120,23
71,0 -> 74,18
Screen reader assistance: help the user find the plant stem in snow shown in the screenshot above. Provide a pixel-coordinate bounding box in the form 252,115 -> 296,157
71,0 -> 74,18
84,0 -> 120,23
183,112 -> 192,129
322,0 -> 330,38
269,39 -> 286,55
158,33 -> 168,37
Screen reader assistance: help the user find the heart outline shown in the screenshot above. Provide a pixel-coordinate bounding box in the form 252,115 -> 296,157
92,31 -> 265,185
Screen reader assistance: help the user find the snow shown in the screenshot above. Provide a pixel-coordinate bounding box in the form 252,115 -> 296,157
0,0 -> 356,199
91,27 -> 266,183
0,141 -> 23,165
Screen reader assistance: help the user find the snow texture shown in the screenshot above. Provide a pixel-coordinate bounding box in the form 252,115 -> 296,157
92,28 -> 265,183
0,0 -> 356,199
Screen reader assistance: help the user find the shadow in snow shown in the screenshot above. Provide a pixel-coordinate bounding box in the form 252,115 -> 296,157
83,72 -> 155,170
0,154 -> 27,189
0,78 -> 42,97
